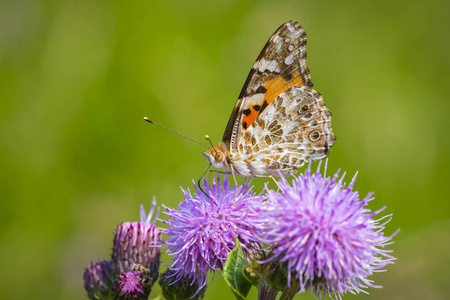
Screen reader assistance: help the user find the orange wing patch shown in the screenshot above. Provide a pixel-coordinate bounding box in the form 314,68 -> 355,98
241,72 -> 303,130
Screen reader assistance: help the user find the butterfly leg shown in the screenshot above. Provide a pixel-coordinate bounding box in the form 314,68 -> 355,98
208,169 -> 230,183
230,166 -> 239,188
254,174 -> 283,192
229,165 -> 240,205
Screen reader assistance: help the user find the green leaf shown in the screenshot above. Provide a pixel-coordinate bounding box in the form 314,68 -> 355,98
223,241 -> 253,299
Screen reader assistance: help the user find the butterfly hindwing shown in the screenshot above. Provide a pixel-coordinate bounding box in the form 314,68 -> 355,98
237,85 -> 335,176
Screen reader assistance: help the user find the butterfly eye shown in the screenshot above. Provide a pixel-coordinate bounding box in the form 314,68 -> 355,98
215,152 -> 224,162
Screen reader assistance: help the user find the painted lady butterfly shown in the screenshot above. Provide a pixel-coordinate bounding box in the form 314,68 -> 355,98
203,21 -> 336,177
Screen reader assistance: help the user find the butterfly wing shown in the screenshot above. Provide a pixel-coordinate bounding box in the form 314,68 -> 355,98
238,85 -> 335,176
222,21 -> 313,153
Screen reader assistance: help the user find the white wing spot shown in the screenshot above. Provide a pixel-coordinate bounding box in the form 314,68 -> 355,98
286,23 -> 302,39
276,40 -> 283,51
284,37 -> 291,43
287,23 -> 295,32
288,45 -> 294,51
258,58 -> 280,73
284,53 -> 294,65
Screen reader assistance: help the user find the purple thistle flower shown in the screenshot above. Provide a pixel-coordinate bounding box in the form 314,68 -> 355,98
114,271 -> 144,298
111,198 -> 161,295
262,162 -> 397,299
163,176 -> 265,287
113,265 -> 152,300
84,260 -> 113,300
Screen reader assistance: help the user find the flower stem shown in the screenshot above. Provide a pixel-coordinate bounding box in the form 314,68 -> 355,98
257,281 -> 278,300
279,282 -> 300,300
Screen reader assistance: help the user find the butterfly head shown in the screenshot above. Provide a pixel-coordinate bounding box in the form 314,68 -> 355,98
202,143 -> 230,169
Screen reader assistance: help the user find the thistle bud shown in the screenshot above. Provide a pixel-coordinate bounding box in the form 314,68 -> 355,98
158,269 -> 207,300
84,260 -> 113,300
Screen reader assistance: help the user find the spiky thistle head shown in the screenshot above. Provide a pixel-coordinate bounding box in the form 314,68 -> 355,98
163,175 -> 265,288
261,162 -> 397,299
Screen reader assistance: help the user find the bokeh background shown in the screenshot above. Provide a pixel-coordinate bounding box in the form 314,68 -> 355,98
1,0 -> 449,299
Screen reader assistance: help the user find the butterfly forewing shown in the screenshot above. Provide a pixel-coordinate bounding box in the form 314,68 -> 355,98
223,21 -> 314,151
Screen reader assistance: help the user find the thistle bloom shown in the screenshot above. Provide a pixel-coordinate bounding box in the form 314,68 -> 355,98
115,271 -> 144,296
84,260 -> 113,300
113,265 -> 152,300
163,176 -> 265,287
262,162 -> 397,299
111,199 -> 161,297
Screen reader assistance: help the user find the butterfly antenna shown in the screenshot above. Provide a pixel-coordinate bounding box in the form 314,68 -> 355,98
144,117 -> 209,148
204,135 -> 217,155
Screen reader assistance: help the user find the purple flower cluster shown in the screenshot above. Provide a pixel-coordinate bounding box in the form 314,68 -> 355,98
84,200 -> 161,300
84,162 -> 397,300
163,176 -> 265,286
261,162 -> 397,298
162,163 -> 397,299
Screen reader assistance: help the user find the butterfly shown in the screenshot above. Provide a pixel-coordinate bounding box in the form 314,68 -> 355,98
203,21 -> 336,178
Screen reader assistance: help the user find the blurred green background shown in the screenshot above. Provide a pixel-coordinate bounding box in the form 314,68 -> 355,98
1,0 -> 449,299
